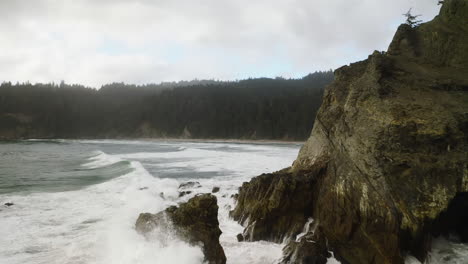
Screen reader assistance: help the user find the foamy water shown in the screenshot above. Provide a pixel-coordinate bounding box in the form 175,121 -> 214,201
1,140 -> 465,264
0,140 -> 298,264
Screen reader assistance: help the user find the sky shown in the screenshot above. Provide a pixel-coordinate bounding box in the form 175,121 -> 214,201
0,0 -> 441,88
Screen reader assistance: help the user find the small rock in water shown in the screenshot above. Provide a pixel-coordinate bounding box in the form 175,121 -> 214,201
179,181 -> 201,189
212,187 -> 220,193
135,194 -> 226,264
231,194 -> 239,200
139,187 -> 149,190
159,192 -> 165,199
237,233 -> 244,242
4,202 -> 14,207
179,191 -> 192,197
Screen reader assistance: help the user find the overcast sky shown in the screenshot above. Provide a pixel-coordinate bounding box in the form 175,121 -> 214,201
0,0 -> 440,88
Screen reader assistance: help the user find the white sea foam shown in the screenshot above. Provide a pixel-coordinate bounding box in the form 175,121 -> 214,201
82,150 -> 123,169
405,237 -> 468,264
0,159 -> 203,264
9,140 -> 464,264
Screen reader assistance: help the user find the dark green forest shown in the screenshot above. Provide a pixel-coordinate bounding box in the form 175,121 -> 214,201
0,71 -> 333,140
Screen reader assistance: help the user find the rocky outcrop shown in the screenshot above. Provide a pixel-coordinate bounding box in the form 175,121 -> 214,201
136,194 -> 226,264
232,1 -> 468,263
230,167 -> 325,242
281,225 -> 330,264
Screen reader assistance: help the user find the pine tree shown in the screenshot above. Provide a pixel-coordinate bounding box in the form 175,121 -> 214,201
403,8 -> 423,27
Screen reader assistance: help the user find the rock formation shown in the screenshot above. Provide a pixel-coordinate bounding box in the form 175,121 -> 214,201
231,1 -> 468,263
230,169 -> 323,242
136,194 -> 226,264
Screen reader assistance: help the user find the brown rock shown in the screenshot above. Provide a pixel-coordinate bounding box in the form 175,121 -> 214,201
136,194 -> 226,264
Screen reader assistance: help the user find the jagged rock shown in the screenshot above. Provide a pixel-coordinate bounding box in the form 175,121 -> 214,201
212,187 -> 220,193
230,168 -> 325,242
281,227 -> 330,264
178,190 -> 192,197
179,181 -> 202,189
232,1 -> 468,263
4,202 -> 14,207
136,194 -> 226,264
236,233 -> 244,242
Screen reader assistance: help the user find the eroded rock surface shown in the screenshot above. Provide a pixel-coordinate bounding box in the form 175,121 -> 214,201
136,194 -> 226,264
230,168 -> 325,242
232,1 -> 468,263
281,226 -> 330,264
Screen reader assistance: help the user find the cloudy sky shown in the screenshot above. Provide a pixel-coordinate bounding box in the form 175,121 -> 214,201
0,0 -> 440,88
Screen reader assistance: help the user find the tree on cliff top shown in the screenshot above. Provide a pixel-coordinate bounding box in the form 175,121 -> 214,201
403,8 -> 423,27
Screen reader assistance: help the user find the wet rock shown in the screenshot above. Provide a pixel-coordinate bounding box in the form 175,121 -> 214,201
230,168 -> 324,243
136,194 -> 226,264
178,190 -> 192,197
230,193 -> 238,200
139,187 -> 148,190
236,233 -> 244,242
4,202 -> 14,207
281,228 -> 330,264
179,181 -> 201,189
212,187 -> 220,193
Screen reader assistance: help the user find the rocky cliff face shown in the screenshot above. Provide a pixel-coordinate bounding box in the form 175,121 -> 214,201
136,194 -> 226,264
231,1 -> 468,263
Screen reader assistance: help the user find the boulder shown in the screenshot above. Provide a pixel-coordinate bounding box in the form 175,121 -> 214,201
212,187 -> 220,193
136,194 -> 226,264
179,181 -> 202,189
178,190 -> 192,197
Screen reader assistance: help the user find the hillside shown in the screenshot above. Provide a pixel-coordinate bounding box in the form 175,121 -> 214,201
0,72 -> 333,140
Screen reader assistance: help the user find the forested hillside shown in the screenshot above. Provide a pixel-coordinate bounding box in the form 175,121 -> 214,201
0,71 -> 333,140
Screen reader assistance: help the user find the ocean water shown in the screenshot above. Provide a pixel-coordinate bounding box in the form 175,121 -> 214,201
0,139 -> 300,264
0,140 -> 466,264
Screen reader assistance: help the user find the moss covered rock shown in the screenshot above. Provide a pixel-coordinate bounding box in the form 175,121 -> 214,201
230,167 -> 326,243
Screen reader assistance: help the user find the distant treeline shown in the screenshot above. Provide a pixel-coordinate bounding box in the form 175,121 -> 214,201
0,71 -> 333,140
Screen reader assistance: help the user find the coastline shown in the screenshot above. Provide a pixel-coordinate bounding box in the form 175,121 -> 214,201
5,137 -> 305,145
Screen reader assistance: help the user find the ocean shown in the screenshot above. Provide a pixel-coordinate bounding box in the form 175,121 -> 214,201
0,140 -> 466,264
0,139 -> 301,264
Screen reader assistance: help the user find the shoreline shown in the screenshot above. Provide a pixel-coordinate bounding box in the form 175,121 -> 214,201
3,137 -> 305,145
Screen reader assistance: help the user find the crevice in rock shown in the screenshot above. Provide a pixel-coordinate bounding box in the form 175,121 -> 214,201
432,192 -> 468,242
400,192 -> 468,262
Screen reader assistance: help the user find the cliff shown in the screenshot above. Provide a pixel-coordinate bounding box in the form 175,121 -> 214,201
231,1 -> 468,263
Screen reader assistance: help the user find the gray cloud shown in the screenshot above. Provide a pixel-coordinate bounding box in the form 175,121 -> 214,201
0,0 -> 440,87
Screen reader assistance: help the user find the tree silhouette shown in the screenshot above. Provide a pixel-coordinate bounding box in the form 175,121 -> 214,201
403,8 -> 422,27
0,71 -> 334,140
